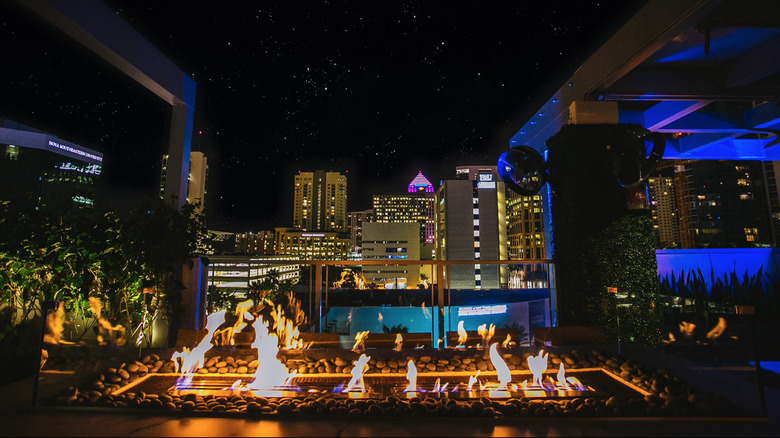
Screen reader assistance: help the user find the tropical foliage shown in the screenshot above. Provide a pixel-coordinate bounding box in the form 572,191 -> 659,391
0,198 -> 205,353
247,269 -> 297,305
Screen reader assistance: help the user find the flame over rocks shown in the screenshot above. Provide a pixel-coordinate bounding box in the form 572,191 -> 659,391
394,333 -> 403,351
214,300 -> 255,347
352,331 -> 369,352
272,292 -> 311,350
527,350 -> 549,387
520,350 -> 587,391
343,354 -> 371,392
403,360 -> 417,392
489,344 -> 511,390
477,323 -> 495,349
502,333 -> 515,349
457,321 -> 468,347
466,371 -> 481,392
172,310 -> 299,392
169,313 -> 593,398
172,310 -> 227,387
245,315 -> 296,391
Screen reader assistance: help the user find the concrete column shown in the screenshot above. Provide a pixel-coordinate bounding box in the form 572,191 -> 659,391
163,103 -> 194,208
179,257 -> 207,330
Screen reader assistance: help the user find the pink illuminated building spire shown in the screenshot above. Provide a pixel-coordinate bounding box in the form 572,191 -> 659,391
408,171 -> 434,193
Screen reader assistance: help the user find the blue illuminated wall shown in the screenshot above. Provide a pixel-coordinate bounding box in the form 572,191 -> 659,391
656,248 -> 780,289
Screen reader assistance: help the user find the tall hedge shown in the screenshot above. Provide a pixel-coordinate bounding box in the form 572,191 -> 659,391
546,124 -> 661,345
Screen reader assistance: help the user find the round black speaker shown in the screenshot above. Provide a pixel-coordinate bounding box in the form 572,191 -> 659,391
497,145 -> 548,196
616,132 -> 665,188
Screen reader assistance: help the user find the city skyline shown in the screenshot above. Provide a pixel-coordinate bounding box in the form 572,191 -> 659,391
0,1 -> 646,231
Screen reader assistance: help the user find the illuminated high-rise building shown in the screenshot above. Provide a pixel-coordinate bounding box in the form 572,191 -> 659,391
372,171 -> 435,245
236,230 -> 275,255
505,191 -> 545,260
347,209 -> 373,256
361,222 -> 421,289
648,160 -> 770,248
763,161 -> 780,246
436,165 -> 508,289
0,119 -> 102,210
160,151 -> 208,214
293,170 -> 347,232
274,228 -> 350,260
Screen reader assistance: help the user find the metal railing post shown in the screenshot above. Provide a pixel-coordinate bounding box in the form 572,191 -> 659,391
437,262 -> 445,348
314,262 -> 322,333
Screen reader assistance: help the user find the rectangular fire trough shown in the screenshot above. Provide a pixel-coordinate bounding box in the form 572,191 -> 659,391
115,369 -> 646,400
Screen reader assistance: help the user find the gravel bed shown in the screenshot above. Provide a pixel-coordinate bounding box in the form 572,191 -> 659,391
47,347 -> 742,418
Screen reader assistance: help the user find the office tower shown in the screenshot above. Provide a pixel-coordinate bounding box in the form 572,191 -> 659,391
235,230 -> 275,255
648,175 -> 680,248
160,151 -> 208,214
436,165 -> 508,289
762,161 -> 780,246
0,119 -> 103,209
373,171 -> 436,245
347,209 -> 374,256
361,222 -> 421,289
293,170 -> 347,232
648,160 -> 771,248
274,228 -> 350,260
505,191 -> 545,260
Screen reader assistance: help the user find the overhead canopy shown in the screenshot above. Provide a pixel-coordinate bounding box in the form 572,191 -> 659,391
15,0 -> 197,207
511,0 -> 780,161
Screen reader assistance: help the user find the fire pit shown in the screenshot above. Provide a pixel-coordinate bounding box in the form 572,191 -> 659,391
47,310 -> 740,419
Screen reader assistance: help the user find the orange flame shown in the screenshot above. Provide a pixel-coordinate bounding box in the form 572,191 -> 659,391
215,299 -> 255,346
172,310 -> 226,374
432,378 -> 448,392
477,323 -> 495,349
245,315 -> 296,391
344,354 -> 371,392
566,376 -> 587,390
332,269 -> 369,289
488,343 -> 511,391
404,360 -> 417,392
352,331 -> 369,352
394,333 -> 403,351
270,294 -> 311,349
706,317 -> 727,340
527,350 -> 548,388
556,362 -> 571,390
502,333 -> 514,348
467,371 -> 481,391
457,320 -> 467,347
679,321 -> 696,340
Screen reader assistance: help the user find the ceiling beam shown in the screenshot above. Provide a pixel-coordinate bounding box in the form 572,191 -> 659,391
643,100 -> 713,130
604,65 -> 779,100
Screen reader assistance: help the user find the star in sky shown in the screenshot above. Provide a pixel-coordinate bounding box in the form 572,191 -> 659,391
0,0 -> 646,230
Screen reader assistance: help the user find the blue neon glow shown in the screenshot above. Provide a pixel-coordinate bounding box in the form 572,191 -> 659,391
656,248 -> 778,290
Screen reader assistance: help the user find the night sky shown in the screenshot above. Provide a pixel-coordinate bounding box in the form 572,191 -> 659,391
0,1 -> 645,231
